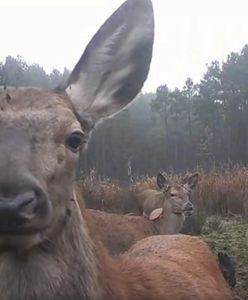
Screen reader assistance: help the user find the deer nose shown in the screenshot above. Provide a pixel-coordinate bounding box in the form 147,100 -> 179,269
0,191 -> 37,232
183,202 -> 194,216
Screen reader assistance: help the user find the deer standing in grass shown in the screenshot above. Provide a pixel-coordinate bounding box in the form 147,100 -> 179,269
0,0 -> 234,299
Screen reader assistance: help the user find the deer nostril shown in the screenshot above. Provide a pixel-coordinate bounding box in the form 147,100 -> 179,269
0,191 -> 37,221
0,191 -> 37,232
17,193 -> 37,217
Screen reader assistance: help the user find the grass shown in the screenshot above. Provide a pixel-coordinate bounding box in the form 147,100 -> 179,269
80,167 -> 248,219
202,216 -> 248,300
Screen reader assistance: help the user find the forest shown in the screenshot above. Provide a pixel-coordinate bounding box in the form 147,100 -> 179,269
82,43 -> 248,180
2,45 -> 248,180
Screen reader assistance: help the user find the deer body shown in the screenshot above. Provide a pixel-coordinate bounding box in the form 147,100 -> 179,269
0,0 -> 234,299
137,188 -> 164,215
86,208 -> 158,255
81,173 -> 198,255
127,234 -> 234,299
84,177 -> 195,255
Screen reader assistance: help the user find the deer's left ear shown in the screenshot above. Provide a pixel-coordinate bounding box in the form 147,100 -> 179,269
60,0 -> 154,128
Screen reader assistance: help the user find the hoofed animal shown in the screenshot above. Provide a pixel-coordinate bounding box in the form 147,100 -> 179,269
136,172 -> 198,229
0,0 -> 234,299
82,173 -> 198,255
85,207 -> 163,255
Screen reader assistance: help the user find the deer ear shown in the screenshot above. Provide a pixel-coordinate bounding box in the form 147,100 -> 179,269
182,173 -> 199,190
157,172 -> 170,190
60,0 -> 154,128
149,208 -> 163,221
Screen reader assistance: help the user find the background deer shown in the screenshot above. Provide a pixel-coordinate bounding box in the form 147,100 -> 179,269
81,173 -> 197,255
85,206 -> 165,255
0,0 -> 234,299
136,172 -> 198,229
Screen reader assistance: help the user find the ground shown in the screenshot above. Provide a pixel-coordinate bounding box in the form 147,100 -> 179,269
201,216 -> 248,300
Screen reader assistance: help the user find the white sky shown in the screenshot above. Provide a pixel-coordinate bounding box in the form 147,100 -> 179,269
0,0 -> 248,92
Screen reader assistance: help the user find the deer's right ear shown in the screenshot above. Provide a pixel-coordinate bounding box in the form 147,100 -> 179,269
59,0 -> 154,129
149,208 -> 163,221
157,173 -> 169,190
182,173 -> 199,190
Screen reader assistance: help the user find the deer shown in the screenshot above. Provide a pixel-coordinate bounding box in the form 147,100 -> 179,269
81,173 -> 198,255
84,206 -> 167,256
136,172 -> 198,226
0,0 -> 234,299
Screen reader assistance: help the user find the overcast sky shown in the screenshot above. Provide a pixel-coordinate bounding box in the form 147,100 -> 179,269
0,0 -> 248,92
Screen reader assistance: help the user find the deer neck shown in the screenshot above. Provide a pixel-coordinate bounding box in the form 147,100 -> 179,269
0,199 -> 103,300
159,199 -> 184,234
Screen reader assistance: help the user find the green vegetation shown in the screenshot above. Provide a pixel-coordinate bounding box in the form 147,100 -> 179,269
202,216 -> 248,300
0,55 -> 69,89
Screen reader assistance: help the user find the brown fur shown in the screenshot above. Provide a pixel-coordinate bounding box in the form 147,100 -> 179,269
0,1 -> 234,299
81,196 -> 235,300
136,188 -> 189,232
133,174 -> 197,236
0,72 -> 235,300
136,188 -> 164,215
125,235 -> 234,299
85,207 -> 158,255
77,173 -> 197,255
83,201 -> 188,255
136,173 -> 198,219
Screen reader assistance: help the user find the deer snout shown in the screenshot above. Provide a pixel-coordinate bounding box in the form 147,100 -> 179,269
0,186 -> 51,234
0,191 -> 38,232
182,201 -> 194,217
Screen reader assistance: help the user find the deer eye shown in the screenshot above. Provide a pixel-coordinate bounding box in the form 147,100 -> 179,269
65,131 -> 86,152
170,193 -> 175,197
